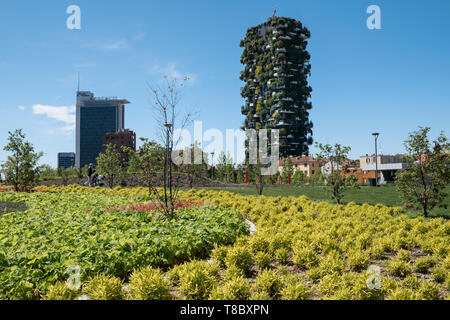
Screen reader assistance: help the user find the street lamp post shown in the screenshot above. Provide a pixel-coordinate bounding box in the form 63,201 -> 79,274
372,133 -> 379,187
211,152 -> 215,180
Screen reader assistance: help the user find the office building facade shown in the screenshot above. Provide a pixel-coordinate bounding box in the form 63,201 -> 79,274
75,91 -> 130,168
57,152 -> 76,169
103,129 -> 136,162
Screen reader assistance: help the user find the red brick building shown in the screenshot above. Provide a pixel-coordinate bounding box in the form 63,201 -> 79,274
103,129 -> 136,161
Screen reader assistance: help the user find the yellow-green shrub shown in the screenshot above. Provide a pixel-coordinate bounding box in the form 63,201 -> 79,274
388,288 -> 420,300
255,252 -> 272,270
396,249 -> 411,262
347,251 -> 370,271
386,258 -> 411,277
252,269 -> 284,299
128,266 -> 171,300
83,275 -> 124,300
177,261 -> 218,300
275,248 -> 290,265
403,275 -> 420,289
418,281 -> 441,300
42,282 -> 79,300
210,277 -> 250,300
280,275 -> 311,300
414,256 -> 436,274
211,245 -> 228,268
292,246 -> 319,270
225,246 -> 253,274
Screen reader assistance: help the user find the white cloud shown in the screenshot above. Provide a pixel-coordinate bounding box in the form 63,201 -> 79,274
18,105 -> 25,111
150,63 -> 198,84
32,105 -> 76,134
48,125 -> 76,136
132,32 -> 145,41
101,39 -> 128,51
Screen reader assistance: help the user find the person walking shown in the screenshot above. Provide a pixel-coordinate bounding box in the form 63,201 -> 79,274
84,164 -> 94,187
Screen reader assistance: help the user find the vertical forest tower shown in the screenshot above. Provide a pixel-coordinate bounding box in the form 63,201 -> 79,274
240,16 -> 313,158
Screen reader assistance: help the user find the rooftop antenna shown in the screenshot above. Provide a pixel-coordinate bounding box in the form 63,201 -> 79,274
272,8 -> 277,19
77,72 -> 80,93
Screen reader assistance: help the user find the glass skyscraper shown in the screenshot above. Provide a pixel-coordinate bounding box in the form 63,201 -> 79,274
75,91 -> 130,168
57,152 -> 75,169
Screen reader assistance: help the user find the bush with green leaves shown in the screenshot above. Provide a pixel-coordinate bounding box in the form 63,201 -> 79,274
210,277 -> 250,300
292,246 -> 319,270
176,261 -> 219,300
225,246 -> 254,275
396,249 -> 411,262
418,281 -> 441,300
385,258 -> 411,277
347,251 -> 370,271
42,282 -> 79,300
223,265 -> 245,282
252,269 -> 284,299
352,274 -> 385,300
281,275 -> 311,300
388,288 -> 420,300
414,256 -> 436,274
128,266 -> 171,300
211,245 -> 228,268
255,252 -> 272,270
403,275 -> 420,289
275,248 -> 290,265
431,267 -> 447,284
83,275 -> 124,300
0,191 -> 248,300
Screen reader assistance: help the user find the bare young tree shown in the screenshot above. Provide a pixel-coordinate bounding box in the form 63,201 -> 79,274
148,76 -> 195,218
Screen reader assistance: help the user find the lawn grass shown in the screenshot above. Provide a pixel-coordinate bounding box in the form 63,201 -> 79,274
204,184 -> 450,219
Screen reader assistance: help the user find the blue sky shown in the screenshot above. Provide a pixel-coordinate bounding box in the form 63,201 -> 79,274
0,0 -> 449,167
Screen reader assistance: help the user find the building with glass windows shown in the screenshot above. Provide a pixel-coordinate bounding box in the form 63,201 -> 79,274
75,91 -> 130,168
57,152 -> 75,169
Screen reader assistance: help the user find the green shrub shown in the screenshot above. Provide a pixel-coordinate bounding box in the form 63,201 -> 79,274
225,246 -> 253,274
275,248 -> 290,265
211,245 -> 228,268
306,267 -> 323,282
210,277 -> 250,300
128,266 -> 171,300
418,281 -> 441,300
317,273 -> 342,298
396,249 -> 410,262
445,278 -> 450,291
319,252 -> 345,275
42,282 -> 79,300
388,288 -> 420,300
347,251 -> 370,271
224,265 -> 245,281
252,269 -> 284,299
368,243 -> 384,259
414,256 -> 436,274
268,234 -> 292,254
292,246 -> 319,270
167,264 -> 183,286
248,236 -> 270,254
255,252 -> 272,270
83,274 -> 123,300
353,274 -> 384,300
280,276 -> 311,300
431,267 -> 447,284
403,275 -> 420,289
386,258 -> 411,277
250,291 -> 271,300
326,288 -> 354,300
177,261 -> 218,300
